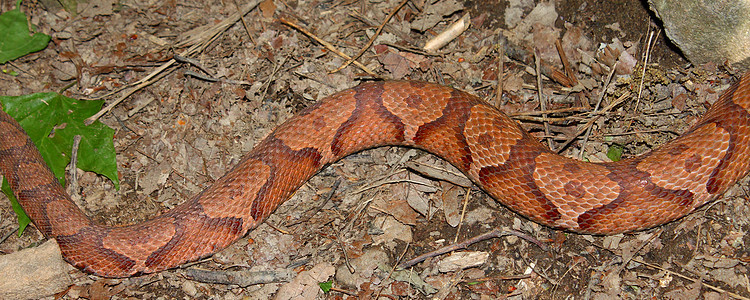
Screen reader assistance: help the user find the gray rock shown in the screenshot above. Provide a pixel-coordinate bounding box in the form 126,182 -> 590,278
649,0 -> 750,70
0,239 -> 73,300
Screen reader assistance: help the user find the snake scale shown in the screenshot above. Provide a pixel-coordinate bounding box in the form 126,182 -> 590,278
1,74 -> 749,277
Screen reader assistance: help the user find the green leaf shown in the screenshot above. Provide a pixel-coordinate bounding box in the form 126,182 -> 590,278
0,93 -> 118,234
2,68 -> 19,76
2,180 -> 31,233
606,143 -> 624,162
0,1 -> 51,64
318,280 -> 333,293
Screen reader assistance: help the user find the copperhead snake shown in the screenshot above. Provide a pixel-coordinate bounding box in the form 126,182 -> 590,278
1,74 -> 750,278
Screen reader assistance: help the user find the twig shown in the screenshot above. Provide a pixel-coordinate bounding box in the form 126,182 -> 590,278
534,49 -> 554,150
123,65 -> 178,118
331,0 -> 409,73
553,256 -> 581,296
462,273 -> 531,283
232,0 -> 257,45
285,180 -> 341,227
538,59 -> 577,87
600,127 -> 679,137
635,30 -> 656,111
555,119 -> 600,155
183,70 -> 252,85
494,43 -> 505,106
183,268 -> 293,287
353,171 -> 441,194
424,13 -> 471,52
259,55 -> 290,101
520,257 -> 557,285
404,161 -> 472,187
334,222 -> 356,274
613,229 -> 663,276
66,135 -> 83,203
342,197 -> 374,233
58,80 -> 77,94
348,10 -> 414,44
577,61 -> 618,160
265,219 -> 291,234
380,42 -> 440,56
279,17 -> 380,77
509,106 -> 590,117
398,228 -> 548,269
378,241 -> 411,299
555,39 -> 578,86
453,190 -> 471,243
87,66 -> 176,124
555,91 -> 630,154
512,115 -> 583,123
329,287 -> 358,296
0,225 -> 18,245
434,269 -> 465,300
174,55 -> 213,76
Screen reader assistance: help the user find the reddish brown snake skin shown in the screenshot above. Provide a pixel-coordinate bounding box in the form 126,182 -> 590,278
1,74 -> 750,277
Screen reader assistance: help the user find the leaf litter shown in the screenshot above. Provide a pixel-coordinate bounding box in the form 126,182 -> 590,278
0,0 -> 748,299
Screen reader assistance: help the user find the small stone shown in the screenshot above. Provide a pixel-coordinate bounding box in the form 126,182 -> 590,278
0,240 -> 73,300
182,280 -> 198,297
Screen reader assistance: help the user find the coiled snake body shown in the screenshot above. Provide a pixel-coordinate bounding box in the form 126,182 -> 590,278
1,74 -> 750,277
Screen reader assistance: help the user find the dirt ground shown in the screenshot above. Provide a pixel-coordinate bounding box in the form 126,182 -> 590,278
1,0 -> 749,299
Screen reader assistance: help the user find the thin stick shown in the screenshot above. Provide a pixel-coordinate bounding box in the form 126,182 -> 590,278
613,229 -> 663,276
494,43 -> 505,106
328,287 -> 358,296
86,65 -> 176,125
380,42 -> 440,56
555,91 -> 631,154
0,225 -> 18,244
423,13 -> 471,52
512,115 -> 584,123
183,268 -> 293,286
334,222 -> 356,274
67,135 -> 83,203
555,39 -> 578,86
285,179 -> 341,227
463,274 -> 531,283
635,30 -> 655,111
259,55 -> 289,102
232,0 -> 257,45
534,49 -> 554,150
330,0 -> 409,73
348,11 -> 414,44
453,190 -> 471,243
279,17 -> 379,77
600,128 -> 679,137
509,106 -> 590,117
183,70 -> 252,85
376,242 -> 411,299
398,228 -> 548,269
578,61 -> 618,160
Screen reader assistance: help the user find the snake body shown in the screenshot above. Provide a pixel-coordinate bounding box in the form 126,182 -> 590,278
1,74 -> 750,277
